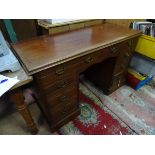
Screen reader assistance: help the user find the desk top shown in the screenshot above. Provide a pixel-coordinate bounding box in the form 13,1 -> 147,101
11,23 -> 141,75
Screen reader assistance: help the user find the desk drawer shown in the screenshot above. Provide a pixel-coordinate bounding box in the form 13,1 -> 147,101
45,83 -> 77,108
80,45 -> 120,72
36,75 -> 76,92
35,58 -> 81,83
113,40 -> 133,74
34,58 -> 81,91
111,73 -> 126,89
46,85 -> 78,122
49,98 -> 78,123
35,78 -> 78,126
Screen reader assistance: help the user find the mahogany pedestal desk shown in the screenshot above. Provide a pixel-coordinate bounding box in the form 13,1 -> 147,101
11,23 -> 141,132
3,68 -> 38,134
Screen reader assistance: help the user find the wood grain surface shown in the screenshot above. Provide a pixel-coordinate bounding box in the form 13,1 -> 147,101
11,23 -> 141,75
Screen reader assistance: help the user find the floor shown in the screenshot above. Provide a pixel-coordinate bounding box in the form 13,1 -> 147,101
0,77 -> 155,135
0,102 -> 54,135
0,95 -> 129,135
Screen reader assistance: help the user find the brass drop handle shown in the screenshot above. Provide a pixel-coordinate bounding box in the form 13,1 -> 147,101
117,79 -> 121,87
85,56 -> 93,64
110,46 -> 118,54
57,81 -> 67,88
128,39 -> 134,47
125,52 -> 130,57
55,67 -> 65,75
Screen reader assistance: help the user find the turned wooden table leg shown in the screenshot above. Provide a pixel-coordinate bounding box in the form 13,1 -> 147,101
10,88 -> 38,134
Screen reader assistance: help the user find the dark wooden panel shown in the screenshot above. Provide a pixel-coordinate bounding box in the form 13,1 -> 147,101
0,20 -> 11,42
11,19 -> 40,41
84,57 -> 117,93
49,109 -> 80,132
0,19 -> 41,43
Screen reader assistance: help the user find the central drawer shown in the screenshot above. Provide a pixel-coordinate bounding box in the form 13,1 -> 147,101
81,44 -> 120,70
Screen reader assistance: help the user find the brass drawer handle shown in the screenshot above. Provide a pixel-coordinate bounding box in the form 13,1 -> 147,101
117,79 -> 121,87
125,52 -> 130,57
85,56 -> 93,64
114,71 -> 124,77
55,67 -> 65,75
110,46 -> 118,54
128,39 -> 134,47
57,81 -> 67,88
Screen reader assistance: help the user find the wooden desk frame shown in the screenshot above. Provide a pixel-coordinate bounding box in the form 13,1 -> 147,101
10,88 -> 38,134
11,23 -> 142,132
3,68 -> 38,134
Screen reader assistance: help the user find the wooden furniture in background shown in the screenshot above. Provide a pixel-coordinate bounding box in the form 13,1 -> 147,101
3,68 -> 38,134
38,19 -> 104,35
11,23 -> 141,132
0,19 -> 41,42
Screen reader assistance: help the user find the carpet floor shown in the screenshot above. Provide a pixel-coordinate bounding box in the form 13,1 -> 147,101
0,77 -> 155,135
78,76 -> 155,135
58,81 -> 135,135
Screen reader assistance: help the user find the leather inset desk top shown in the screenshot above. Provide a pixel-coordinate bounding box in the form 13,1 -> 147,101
11,23 -> 141,75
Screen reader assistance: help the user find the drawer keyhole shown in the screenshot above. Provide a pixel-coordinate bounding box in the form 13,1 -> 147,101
60,96 -> 68,102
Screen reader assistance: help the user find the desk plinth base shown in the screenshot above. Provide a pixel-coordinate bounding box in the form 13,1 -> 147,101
49,109 -> 80,133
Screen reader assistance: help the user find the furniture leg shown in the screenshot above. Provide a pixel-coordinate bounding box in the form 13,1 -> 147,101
10,88 -> 38,134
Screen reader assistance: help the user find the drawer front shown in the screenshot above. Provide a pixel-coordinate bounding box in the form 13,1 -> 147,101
79,40 -> 131,77
34,58 -> 81,83
36,75 -> 76,92
113,40 -> 133,74
44,82 -> 78,122
45,83 -> 78,108
110,73 -> 126,90
49,99 -> 78,123
80,44 -> 120,72
88,46 -> 119,63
